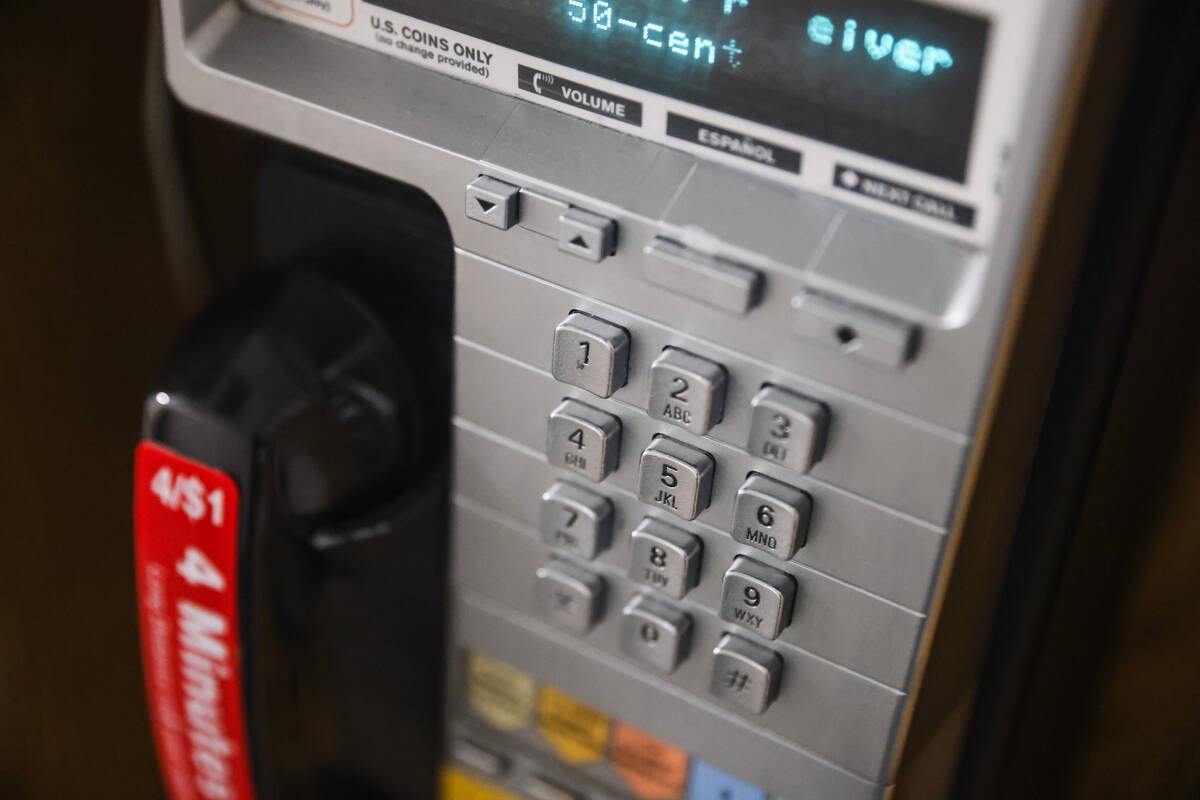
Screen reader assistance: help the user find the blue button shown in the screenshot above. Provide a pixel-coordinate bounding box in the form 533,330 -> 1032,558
686,760 -> 765,800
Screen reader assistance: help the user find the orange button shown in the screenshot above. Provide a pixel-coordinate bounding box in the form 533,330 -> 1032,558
610,723 -> 689,799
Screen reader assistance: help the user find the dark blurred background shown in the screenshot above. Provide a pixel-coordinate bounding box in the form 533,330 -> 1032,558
0,4 -> 177,797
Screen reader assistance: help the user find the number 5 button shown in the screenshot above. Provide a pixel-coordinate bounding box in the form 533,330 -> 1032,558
551,312 -> 630,398
747,385 -> 829,474
637,436 -> 714,521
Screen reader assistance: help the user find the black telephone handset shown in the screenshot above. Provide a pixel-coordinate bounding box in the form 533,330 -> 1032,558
136,265 -> 450,800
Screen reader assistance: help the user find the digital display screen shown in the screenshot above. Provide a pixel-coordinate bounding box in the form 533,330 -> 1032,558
372,0 -> 990,182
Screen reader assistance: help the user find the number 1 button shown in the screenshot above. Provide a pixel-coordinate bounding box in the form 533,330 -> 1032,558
552,312 -> 630,398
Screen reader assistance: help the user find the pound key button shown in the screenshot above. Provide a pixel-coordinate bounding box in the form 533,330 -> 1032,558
709,633 -> 782,715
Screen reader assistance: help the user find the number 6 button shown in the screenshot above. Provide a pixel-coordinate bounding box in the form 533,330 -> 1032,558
551,312 -> 630,398
747,385 -> 829,474
637,436 -> 714,521
732,473 -> 812,560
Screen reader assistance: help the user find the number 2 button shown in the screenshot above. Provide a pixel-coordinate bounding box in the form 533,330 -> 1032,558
647,347 -> 727,435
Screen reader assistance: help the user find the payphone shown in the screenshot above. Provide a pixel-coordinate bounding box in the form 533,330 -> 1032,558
134,0 -> 1113,797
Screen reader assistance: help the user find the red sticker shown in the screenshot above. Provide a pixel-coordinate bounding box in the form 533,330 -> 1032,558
135,441 -> 257,800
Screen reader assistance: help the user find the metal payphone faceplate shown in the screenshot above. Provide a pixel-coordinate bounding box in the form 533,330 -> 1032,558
158,1 -> 1093,796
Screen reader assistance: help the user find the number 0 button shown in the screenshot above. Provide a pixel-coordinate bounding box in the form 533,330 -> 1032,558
747,386 -> 829,474
552,312 -> 630,398
547,399 -> 621,482
637,436 -> 714,521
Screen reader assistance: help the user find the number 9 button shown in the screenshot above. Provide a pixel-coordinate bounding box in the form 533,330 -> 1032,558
719,556 -> 796,640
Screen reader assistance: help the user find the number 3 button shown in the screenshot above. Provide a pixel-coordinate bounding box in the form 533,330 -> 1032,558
747,385 -> 829,474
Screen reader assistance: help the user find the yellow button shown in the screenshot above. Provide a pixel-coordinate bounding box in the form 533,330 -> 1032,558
537,685 -> 610,765
468,653 -> 537,732
610,723 -> 689,799
440,766 -> 519,800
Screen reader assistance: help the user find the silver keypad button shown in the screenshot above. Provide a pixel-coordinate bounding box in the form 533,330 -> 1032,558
636,436 -> 715,521
746,386 -> 829,474
719,556 -> 796,640
464,175 -> 520,229
540,481 -> 614,560
551,312 -> 630,398
731,473 -> 813,560
558,207 -> 616,262
629,517 -> 702,599
546,399 -> 621,482
647,347 -> 728,435
620,594 -> 692,674
535,559 -> 606,634
710,633 -> 783,714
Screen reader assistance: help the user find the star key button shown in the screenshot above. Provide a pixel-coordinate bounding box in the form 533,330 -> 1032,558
535,559 -> 606,634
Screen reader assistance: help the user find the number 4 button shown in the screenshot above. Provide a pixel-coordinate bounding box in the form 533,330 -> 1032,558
746,385 -> 829,474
